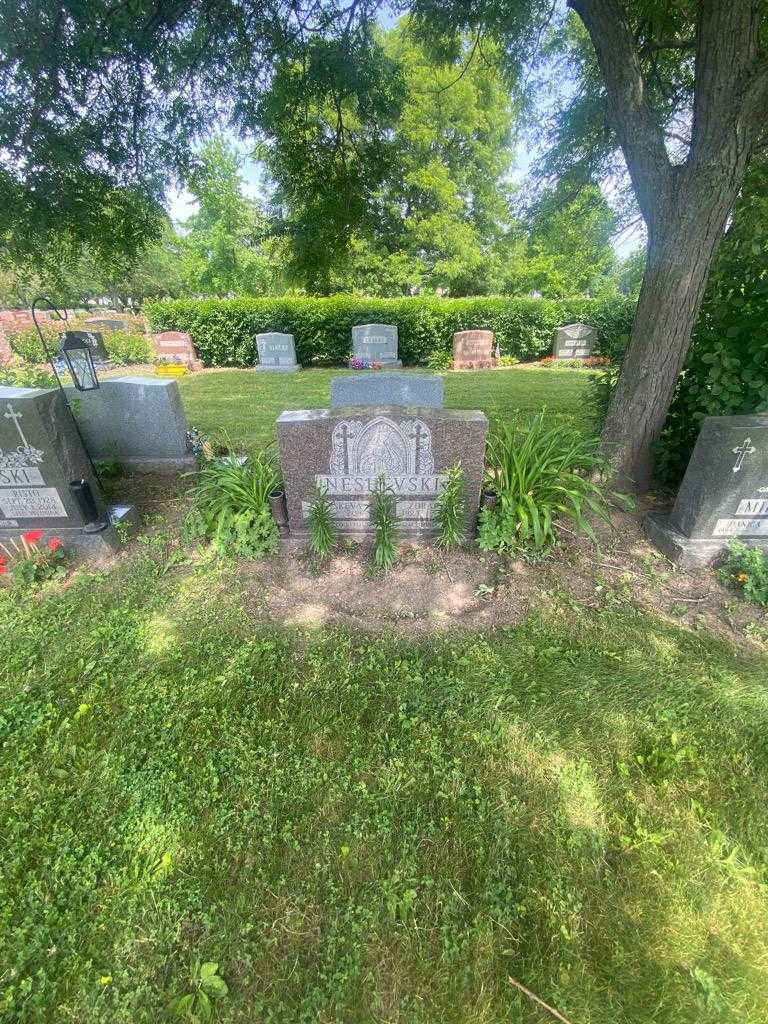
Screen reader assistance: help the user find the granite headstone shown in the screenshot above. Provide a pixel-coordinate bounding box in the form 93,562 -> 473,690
331,372 -> 443,409
277,406 -> 487,538
152,331 -> 204,370
453,330 -> 496,369
646,413 -> 768,567
59,329 -> 111,364
255,332 -> 300,372
351,324 -> 402,368
0,386 -> 134,552
65,376 -> 194,472
552,322 -> 597,360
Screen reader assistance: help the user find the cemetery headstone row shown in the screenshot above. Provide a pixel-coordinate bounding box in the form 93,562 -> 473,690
453,330 -> 497,369
255,332 -> 301,372
152,331 -> 203,371
351,324 -> 402,368
552,322 -> 597,360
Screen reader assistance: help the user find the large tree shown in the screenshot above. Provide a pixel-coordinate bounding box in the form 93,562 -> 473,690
2,1 -> 767,487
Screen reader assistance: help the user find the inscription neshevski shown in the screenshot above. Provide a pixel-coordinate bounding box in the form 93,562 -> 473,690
713,518 -> 768,537
315,473 -> 446,495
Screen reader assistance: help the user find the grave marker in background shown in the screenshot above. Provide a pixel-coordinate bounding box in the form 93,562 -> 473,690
351,324 -> 402,368
85,317 -> 134,332
152,331 -> 203,370
255,332 -> 300,372
59,330 -> 110,365
453,330 -> 496,369
331,372 -> 443,408
552,322 -> 597,360
646,413 -> 768,567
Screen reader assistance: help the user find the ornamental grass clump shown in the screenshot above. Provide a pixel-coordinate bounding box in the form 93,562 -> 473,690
307,484 -> 337,560
479,411 -> 628,553
187,449 -> 281,558
434,463 -> 466,548
370,475 -> 398,569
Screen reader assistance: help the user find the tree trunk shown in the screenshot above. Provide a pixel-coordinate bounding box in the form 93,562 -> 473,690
600,174 -> 745,490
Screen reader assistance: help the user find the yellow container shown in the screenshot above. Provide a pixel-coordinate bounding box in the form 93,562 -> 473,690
155,364 -> 188,378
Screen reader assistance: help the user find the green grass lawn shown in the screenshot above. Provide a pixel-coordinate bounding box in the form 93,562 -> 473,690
2,541 -> 768,1023
178,366 -> 597,449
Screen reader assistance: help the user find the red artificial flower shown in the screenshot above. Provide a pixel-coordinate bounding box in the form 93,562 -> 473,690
0,564 -> 7,575
47,537 -> 63,552
0,554 -> 6,564
22,530 -> 43,544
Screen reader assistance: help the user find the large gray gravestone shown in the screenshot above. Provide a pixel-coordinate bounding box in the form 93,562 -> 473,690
255,332 -> 300,372
59,330 -> 111,364
277,406 -> 487,538
351,324 -> 402,367
552,323 -> 597,360
331,373 -> 443,409
646,414 -> 768,567
65,377 -> 194,472
0,386 -> 134,553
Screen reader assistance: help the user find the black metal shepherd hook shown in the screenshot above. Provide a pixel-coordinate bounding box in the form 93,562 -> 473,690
30,295 -> 103,487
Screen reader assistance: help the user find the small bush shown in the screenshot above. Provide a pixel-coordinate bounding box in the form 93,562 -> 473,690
307,484 -> 337,559
0,363 -> 58,389
434,463 -> 466,548
425,349 -> 454,371
479,411 -> 628,553
186,451 -> 281,558
7,323 -> 152,365
717,540 -> 768,607
370,476 -> 398,569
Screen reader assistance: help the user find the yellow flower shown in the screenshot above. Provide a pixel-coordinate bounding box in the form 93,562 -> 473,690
737,573 -> 749,583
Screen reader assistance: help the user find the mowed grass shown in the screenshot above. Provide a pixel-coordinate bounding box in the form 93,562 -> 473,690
2,542 -> 768,1022
178,366 -> 596,448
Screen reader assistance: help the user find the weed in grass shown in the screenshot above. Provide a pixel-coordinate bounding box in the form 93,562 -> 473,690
718,540 -> 768,607
434,463 -> 466,549
307,483 -> 337,559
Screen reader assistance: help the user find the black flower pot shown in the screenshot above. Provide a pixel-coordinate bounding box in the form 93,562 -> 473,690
480,489 -> 498,511
268,489 -> 289,533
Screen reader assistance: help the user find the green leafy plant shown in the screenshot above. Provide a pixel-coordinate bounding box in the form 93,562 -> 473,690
187,449 -> 281,558
370,475 -> 398,570
425,348 -> 454,370
498,354 -> 519,366
479,411 -> 629,553
0,362 -> 57,389
168,961 -> 229,1021
307,483 -> 337,559
0,531 -> 67,588
718,540 -> 768,607
434,463 -> 466,548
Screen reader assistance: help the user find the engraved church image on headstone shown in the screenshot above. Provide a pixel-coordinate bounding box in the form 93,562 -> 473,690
277,392 -> 487,539
552,322 -> 597,360
645,413 -> 768,567
351,324 -> 402,367
0,386 -> 135,552
255,332 -> 301,372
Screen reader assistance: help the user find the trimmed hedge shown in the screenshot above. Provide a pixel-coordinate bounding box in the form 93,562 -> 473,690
7,323 -> 152,366
145,295 -> 635,368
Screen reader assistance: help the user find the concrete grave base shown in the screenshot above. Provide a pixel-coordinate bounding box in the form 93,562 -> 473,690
0,503 -> 139,557
644,510 -> 768,569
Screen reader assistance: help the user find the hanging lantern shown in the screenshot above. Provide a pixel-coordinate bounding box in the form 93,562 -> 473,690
59,331 -> 102,391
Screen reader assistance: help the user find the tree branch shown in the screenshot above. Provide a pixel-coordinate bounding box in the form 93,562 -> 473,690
567,0 -> 671,227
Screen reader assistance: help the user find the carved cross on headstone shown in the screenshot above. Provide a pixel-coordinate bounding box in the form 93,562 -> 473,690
732,437 -> 756,474
4,403 -> 28,448
408,421 -> 424,474
338,423 -> 351,475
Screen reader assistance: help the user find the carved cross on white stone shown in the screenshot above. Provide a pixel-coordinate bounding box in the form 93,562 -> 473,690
338,423 -> 351,475
4,403 -> 28,449
732,437 -> 756,474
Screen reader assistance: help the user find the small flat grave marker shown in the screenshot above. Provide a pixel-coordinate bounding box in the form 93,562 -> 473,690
646,413 -> 768,567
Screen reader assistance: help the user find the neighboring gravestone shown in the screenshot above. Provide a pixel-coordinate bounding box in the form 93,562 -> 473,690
85,317 -> 134,332
453,330 -> 496,369
0,386 -> 134,553
152,331 -> 204,370
277,406 -> 487,538
59,330 -> 111,364
255,332 -> 300,372
552,322 -> 597,360
646,413 -> 768,568
65,377 -> 194,472
351,324 -> 402,367
331,372 -> 443,409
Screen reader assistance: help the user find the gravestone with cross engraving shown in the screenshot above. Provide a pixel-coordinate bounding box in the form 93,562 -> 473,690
351,324 -> 402,368
277,396 -> 487,539
552,322 -> 597,360
255,332 -> 301,372
646,413 -> 768,567
0,385 -> 135,553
